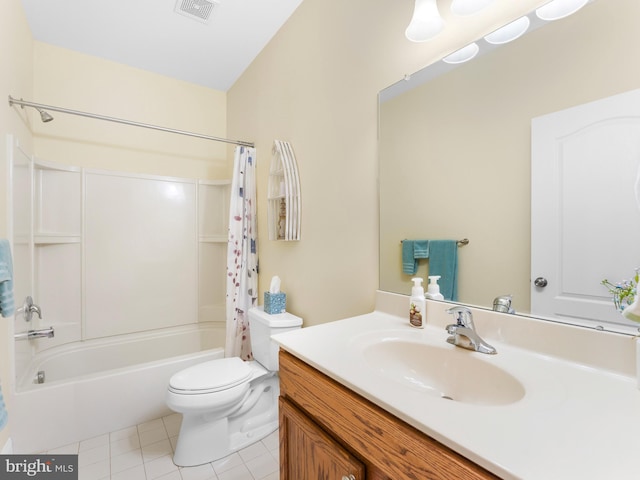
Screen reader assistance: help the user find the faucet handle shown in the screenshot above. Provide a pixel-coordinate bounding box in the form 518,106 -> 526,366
493,295 -> 514,313
21,296 -> 42,322
446,306 -> 474,328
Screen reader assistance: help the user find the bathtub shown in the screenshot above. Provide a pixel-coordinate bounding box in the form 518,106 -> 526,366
11,322 -> 225,453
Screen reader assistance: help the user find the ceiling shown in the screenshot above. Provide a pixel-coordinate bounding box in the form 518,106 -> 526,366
20,0 -> 304,92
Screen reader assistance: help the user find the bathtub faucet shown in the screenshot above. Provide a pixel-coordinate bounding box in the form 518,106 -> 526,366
14,327 -> 55,341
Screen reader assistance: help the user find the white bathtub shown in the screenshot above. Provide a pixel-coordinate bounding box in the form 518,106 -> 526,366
11,323 -> 225,453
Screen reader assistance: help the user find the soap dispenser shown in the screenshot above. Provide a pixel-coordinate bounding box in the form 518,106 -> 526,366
409,277 -> 426,328
425,275 -> 444,300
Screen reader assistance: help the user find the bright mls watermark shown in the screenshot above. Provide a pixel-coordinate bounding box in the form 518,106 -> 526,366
0,455 -> 77,479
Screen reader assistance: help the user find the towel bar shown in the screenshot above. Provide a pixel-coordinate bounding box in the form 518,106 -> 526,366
401,238 -> 469,246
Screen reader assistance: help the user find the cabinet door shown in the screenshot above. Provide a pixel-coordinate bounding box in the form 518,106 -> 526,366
280,397 -> 365,480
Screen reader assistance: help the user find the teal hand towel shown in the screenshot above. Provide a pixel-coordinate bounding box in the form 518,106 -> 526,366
402,240 -> 430,275
0,239 -> 15,317
428,240 -> 458,301
413,240 -> 429,259
402,240 -> 417,275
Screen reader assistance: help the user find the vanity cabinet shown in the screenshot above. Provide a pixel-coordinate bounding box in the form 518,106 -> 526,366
279,398 -> 365,479
278,350 -> 498,480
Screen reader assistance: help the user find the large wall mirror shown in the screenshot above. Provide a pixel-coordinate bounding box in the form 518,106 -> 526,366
379,0 -> 640,333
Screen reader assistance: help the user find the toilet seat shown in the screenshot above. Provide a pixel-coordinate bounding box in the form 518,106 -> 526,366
169,357 -> 253,395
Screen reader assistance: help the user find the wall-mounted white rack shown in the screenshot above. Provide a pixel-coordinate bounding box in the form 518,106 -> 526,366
268,140 -> 301,241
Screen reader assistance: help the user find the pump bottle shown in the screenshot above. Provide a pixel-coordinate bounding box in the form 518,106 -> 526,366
425,275 -> 444,300
409,277 -> 426,328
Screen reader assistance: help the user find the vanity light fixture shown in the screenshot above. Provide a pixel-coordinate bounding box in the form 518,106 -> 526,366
442,42 -> 479,64
536,0 -> 589,21
405,0 -> 445,42
450,0 -> 494,16
484,15 -> 531,45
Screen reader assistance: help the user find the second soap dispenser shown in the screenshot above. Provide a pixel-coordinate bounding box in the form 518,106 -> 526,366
425,275 -> 444,300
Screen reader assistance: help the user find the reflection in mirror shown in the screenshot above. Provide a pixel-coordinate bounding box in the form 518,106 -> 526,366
379,0 -> 640,334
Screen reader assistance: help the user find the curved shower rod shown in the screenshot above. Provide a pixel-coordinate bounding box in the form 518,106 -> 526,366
8,95 -> 254,148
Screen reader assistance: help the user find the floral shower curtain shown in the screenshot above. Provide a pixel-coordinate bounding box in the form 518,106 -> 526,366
226,146 -> 258,360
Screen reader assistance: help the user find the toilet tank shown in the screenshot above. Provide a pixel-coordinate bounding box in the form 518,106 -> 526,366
249,306 -> 302,371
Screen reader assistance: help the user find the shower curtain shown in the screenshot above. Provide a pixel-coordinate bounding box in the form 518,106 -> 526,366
226,146 -> 258,360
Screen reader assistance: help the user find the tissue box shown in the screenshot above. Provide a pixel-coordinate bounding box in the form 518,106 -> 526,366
264,292 -> 286,314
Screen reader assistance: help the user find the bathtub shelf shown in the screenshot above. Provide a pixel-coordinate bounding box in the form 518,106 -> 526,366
199,235 -> 228,243
34,234 -> 81,245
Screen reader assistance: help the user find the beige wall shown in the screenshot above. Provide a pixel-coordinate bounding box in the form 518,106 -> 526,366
380,0 -> 640,312
227,0 -> 548,326
32,42 -> 230,180
0,0 -> 35,451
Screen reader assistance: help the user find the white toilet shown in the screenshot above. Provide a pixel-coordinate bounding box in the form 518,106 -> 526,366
166,306 -> 302,467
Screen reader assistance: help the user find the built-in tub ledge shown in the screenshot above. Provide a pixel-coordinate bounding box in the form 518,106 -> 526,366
273,290 -> 640,480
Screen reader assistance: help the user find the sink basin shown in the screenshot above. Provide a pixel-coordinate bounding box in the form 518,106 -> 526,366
362,339 -> 525,406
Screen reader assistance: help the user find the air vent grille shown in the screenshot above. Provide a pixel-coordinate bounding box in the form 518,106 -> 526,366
175,0 -> 218,23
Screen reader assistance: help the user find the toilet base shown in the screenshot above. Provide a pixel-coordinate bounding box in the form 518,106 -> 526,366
171,375 -> 280,467
172,415 -> 278,467
228,419 -> 278,458
173,416 -> 228,467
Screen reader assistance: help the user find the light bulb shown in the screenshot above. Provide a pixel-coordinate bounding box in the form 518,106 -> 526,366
405,0 -> 444,42
536,0 -> 589,21
484,16 -> 531,45
443,43 -> 480,64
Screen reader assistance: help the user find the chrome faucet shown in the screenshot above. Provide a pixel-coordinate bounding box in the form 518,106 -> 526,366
445,306 -> 496,355
14,327 -> 55,341
493,294 -> 515,314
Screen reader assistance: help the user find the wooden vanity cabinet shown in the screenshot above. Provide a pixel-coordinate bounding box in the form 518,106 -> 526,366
279,350 -> 499,480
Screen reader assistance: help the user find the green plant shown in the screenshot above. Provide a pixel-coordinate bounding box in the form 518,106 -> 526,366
601,268 -> 639,312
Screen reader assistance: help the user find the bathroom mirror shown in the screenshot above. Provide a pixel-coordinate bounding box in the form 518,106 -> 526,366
379,0 -> 640,333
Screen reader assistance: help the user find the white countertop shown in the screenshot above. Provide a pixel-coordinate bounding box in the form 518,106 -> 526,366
273,292 -> 640,480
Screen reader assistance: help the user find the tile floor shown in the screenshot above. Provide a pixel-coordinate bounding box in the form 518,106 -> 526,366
44,413 -> 280,480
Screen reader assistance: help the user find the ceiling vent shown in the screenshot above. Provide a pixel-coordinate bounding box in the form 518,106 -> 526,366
174,0 -> 219,23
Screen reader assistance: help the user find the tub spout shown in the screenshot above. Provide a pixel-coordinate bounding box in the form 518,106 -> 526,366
14,327 -> 54,341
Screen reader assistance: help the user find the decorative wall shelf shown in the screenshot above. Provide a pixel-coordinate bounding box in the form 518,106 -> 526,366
268,140 -> 301,241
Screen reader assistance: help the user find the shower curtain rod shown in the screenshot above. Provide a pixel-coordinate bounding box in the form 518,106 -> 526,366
8,95 -> 254,148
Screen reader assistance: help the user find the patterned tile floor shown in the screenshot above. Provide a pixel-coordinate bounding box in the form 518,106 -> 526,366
44,413 -> 280,480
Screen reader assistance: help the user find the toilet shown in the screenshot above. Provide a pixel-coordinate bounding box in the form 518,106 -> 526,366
166,306 -> 302,467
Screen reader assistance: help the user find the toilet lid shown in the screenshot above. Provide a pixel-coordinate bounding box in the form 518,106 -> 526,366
169,357 -> 253,394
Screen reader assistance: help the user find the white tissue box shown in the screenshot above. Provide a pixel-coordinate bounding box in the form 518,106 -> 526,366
264,292 -> 286,314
